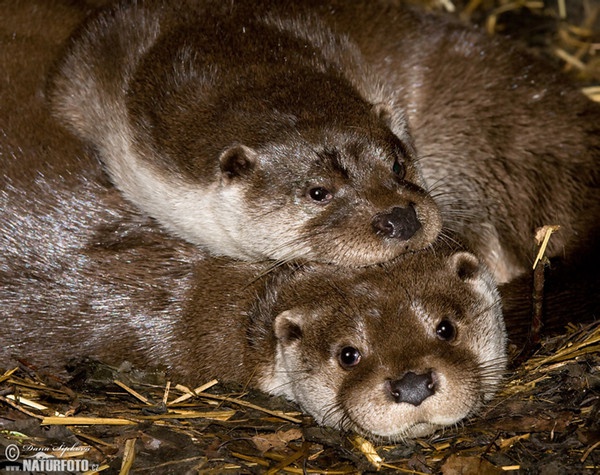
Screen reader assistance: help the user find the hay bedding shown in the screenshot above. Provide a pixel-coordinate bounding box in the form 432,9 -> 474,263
1,1 -> 599,473
1,322 -> 598,473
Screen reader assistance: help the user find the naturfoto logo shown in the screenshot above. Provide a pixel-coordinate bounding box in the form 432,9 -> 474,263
3,443 -> 96,472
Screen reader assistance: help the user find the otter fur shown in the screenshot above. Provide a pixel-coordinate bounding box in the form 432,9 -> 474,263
48,0 -> 443,266
51,0 -> 599,284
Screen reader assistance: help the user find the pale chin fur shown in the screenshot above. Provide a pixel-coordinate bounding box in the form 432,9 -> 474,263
263,355 -> 476,439
343,371 -> 478,439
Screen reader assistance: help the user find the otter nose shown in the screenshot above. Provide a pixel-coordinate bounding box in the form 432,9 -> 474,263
387,371 -> 435,406
371,204 -> 422,241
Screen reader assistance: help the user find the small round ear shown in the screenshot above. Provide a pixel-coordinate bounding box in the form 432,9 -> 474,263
372,102 -> 393,127
274,310 -> 304,344
372,102 -> 417,158
449,252 -> 481,281
219,144 -> 257,180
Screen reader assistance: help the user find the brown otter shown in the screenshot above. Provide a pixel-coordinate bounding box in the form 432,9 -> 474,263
50,0 -> 599,285
48,0 -> 442,266
2,233 -> 506,441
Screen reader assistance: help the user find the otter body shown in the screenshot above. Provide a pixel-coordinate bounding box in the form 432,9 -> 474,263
50,0 -> 442,266
52,0 -> 599,281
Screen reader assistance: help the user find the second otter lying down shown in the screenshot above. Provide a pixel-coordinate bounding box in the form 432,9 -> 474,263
1,211 -> 505,440
49,0 -> 442,266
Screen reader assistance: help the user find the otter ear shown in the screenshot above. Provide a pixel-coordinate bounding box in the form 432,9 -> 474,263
372,102 -> 417,157
448,252 -> 481,282
372,102 -> 393,127
219,144 -> 257,181
274,310 -> 304,345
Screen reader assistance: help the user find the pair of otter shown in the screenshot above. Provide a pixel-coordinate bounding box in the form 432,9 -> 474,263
1,0 -> 598,440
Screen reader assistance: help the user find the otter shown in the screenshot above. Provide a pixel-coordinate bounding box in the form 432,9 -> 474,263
49,0 -> 599,300
2,229 -> 506,441
48,0 -> 442,267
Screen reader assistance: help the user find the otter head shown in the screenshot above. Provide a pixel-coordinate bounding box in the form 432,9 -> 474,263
113,22 -> 442,266
263,249 -> 506,440
211,106 -> 442,266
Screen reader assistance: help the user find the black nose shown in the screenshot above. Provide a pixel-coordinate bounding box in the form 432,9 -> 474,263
387,371 -> 436,406
371,204 -> 422,241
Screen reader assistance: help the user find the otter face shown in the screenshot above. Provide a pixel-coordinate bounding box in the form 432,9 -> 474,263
265,251 -> 506,440
219,126 -> 442,266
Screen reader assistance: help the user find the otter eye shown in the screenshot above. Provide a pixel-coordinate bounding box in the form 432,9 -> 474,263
436,319 -> 456,341
308,187 -> 333,203
338,346 -> 361,369
392,159 -> 405,179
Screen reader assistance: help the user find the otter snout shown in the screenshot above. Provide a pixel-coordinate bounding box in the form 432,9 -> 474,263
372,205 -> 422,241
387,371 -> 436,406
